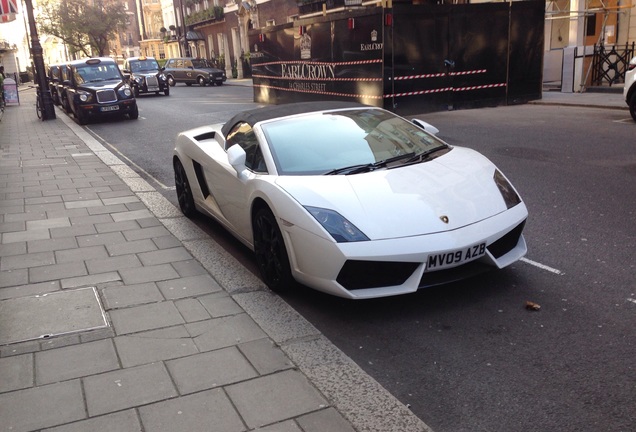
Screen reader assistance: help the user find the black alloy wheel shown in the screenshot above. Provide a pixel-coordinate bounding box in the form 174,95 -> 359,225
253,207 -> 294,292
174,159 -> 196,217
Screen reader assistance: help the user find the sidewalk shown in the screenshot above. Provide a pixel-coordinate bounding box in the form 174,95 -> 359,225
0,88 -> 431,432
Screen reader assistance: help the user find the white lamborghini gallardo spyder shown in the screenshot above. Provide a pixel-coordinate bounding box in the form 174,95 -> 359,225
173,101 -> 528,299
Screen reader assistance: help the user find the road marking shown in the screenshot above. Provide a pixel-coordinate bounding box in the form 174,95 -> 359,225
627,298 -> 636,305
520,257 -> 564,275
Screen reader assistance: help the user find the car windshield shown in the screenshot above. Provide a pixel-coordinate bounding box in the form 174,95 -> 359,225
130,60 -> 160,72
76,63 -> 121,83
261,108 -> 448,175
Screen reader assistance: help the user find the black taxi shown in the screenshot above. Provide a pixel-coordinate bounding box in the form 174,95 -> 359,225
62,57 -> 138,125
122,56 -> 170,97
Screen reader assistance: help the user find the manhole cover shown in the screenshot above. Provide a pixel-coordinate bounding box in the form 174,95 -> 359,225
0,287 -> 109,345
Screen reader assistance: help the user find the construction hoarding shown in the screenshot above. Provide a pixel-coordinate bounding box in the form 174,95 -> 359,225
249,0 -> 544,115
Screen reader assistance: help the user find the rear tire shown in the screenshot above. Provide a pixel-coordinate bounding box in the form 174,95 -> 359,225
174,159 -> 197,218
253,207 -> 295,293
629,93 -> 636,122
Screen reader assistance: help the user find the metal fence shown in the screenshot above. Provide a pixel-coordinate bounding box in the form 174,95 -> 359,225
591,42 -> 636,86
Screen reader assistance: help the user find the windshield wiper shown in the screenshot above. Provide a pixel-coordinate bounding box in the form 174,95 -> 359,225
405,146 -> 448,164
325,152 -> 415,175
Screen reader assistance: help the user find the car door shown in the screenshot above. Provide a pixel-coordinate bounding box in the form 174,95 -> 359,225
183,59 -> 194,83
205,122 -> 267,241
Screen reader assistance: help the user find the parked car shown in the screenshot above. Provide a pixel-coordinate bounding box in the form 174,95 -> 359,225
173,102 -> 528,299
60,57 -> 138,125
163,57 -> 226,87
46,64 -> 63,106
122,56 -> 170,97
624,56 -> 636,122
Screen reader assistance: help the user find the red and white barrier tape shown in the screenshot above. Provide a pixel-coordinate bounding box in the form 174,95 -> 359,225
253,59 -> 383,67
251,74 -> 382,82
254,82 -> 506,99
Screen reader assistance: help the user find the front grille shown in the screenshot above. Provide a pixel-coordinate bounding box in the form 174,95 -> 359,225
487,220 -> 526,258
337,260 -> 419,290
146,76 -> 158,86
419,260 -> 491,288
96,89 -> 117,103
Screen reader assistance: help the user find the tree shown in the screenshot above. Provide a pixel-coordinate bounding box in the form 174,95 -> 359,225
38,0 -> 129,58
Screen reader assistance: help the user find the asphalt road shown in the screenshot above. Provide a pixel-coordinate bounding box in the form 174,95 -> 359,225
81,85 -> 636,432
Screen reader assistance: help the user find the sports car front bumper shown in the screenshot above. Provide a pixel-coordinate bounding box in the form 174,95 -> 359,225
283,203 -> 528,299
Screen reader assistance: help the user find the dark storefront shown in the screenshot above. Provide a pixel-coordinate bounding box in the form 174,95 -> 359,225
249,0 -> 544,114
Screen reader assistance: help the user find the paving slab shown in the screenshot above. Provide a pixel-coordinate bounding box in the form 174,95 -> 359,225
83,362 -> 178,417
185,313 -> 267,352
0,353 -> 33,393
139,389 -> 244,432
42,410 -> 142,432
0,380 -> 86,432
109,300 -> 185,335
166,346 -> 257,394
0,287 -> 108,345
114,327 -> 199,367
226,369 -> 328,430
35,339 -> 119,385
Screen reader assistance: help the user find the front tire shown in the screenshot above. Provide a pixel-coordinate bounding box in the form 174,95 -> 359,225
197,76 -> 206,87
76,108 -> 88,125
629,93 -> 636,122
168,76 -> 176,87
164,86 -> 170,96
174,159 -> 196,217
128,104 -> 139,120
253,207 -> 294,293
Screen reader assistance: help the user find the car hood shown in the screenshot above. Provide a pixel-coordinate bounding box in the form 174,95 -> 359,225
135,71 -> 160,77
79,80 -> 122,92
274,147 -> 513,239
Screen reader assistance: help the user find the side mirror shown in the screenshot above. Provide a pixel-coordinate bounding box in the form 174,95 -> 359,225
411,119 -> 440,136
227,144 -> 247,173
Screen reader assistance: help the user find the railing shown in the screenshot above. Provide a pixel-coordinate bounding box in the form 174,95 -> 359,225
591,42 -> 636,86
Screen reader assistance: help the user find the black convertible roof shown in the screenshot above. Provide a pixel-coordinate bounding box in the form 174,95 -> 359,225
221,101 -> 369,137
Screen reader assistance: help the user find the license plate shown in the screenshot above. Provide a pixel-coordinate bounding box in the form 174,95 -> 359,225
426,243 -> 486,271
100,105 -> 119,112
147,87 -> 159,91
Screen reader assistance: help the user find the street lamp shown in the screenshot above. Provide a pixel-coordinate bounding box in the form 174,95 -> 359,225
23,0 -> 56,120
179,0 -> 190,57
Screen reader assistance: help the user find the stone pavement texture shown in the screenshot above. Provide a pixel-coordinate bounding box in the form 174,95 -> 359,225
0,88 -> 432,432
0,82 -> 628,432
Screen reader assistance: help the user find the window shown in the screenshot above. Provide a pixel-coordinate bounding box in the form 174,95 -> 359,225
226,122 -> 267,173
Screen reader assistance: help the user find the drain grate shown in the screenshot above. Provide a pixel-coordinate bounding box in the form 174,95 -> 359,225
0,287 -> 109,345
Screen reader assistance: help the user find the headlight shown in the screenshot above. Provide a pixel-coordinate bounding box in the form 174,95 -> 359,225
78,91 -> 91,102
494,169 -> 521,209
159,74 -> 167,80
305,206 -> 369,242
122,87 -> 132,97
134,77 -> 143,83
